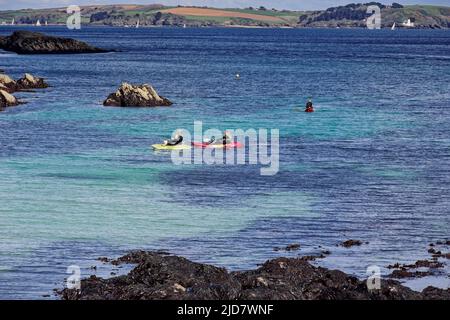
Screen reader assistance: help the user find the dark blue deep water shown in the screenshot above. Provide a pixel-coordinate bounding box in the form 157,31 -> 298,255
0,26 -> 449,299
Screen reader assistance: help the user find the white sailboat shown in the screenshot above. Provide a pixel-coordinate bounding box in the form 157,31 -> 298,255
136,19 -> 140,28
45,20 -> 48,26
183,24 -> 187,28
11,18 -> 15,25
36,19 -> 41,27
391,22 -> 396,30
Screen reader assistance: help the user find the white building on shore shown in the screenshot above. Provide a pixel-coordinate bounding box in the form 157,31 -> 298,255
402,18 -> 415,28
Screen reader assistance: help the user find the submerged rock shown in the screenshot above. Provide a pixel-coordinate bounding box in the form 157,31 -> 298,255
341,239 -> 363,248
58,251 -> 449,300
103,83 -> 173,107
389,269 -> 432,279
274,243 -> 301,252
0,31 -> 109,54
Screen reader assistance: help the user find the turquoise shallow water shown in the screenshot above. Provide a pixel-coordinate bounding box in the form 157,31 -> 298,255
0,26 -> 449,298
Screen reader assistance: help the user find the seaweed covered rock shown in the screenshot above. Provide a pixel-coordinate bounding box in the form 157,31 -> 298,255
0,31 -> 109,54
103,83 -> 173,107
61,251 -> 240,300
58,251 -> 450,300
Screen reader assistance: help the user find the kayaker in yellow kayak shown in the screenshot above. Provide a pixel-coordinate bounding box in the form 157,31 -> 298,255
163,133 -> 183,146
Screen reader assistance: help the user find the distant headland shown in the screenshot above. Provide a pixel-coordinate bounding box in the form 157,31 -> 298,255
0,3 -> 449,29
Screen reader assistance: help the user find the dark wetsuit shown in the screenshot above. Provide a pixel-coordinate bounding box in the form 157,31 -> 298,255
166,136 -> 183,146
222,134 -> 232,145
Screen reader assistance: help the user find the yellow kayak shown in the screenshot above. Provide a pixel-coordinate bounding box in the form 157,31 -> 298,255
152,144 -> 191,151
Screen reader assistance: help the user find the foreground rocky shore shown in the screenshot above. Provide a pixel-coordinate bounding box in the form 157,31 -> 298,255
59,251 -> 450,300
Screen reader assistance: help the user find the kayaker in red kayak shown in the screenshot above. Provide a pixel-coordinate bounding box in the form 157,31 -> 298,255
305,97 -> 314,113
203,131 -> 232,146
222,131 -> 232,145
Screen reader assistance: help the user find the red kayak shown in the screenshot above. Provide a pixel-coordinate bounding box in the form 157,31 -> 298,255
192,142 -> 244,149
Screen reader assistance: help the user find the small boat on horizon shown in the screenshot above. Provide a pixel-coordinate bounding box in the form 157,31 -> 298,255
391,22 -> 396,30
36,19 -> 41,27
11,18 -> 15,26
402,18 -> 415,28
136,20 -> 140,28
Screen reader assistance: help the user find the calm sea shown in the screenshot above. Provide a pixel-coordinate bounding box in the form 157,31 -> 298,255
0,26 -> 449,299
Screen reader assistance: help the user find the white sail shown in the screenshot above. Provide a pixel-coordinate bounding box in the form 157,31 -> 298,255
183,24 -> 186,28
136,19 -> 140,28
11,18 -> 15,25
36,19 -> 41,27
45,21 -> 48,26
391,22 -> 396,30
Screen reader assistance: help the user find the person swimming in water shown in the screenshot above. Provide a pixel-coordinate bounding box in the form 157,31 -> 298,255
163,133 -> 183,146
305,97 -> 314,112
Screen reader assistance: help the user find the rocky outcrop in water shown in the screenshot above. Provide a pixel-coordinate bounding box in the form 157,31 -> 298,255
341,239 -> 364,248
0,72 -> 48,92
0,73 -> 17,93
0,31 -> 109,54
388,240 -> 449,280
58,251 -> 450,300
103,83 -> 173,107
16,73 -> 49,90
0,89 -> 19,109
0,72 -> 49,111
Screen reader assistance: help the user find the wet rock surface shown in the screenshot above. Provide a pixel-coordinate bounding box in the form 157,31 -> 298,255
273,243 -> 300,252
0,73 -> 18,93
16,73 -> 49,90
0,89 -> 19,109
58,251 -> 449,300
0,31 -> 109,54
388,240 -> 449,279
0,72 -> 49,111
103,82 -> 173,107
340,239 -> 364,248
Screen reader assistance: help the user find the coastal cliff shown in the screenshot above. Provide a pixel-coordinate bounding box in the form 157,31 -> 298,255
0,3 -> 449,29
